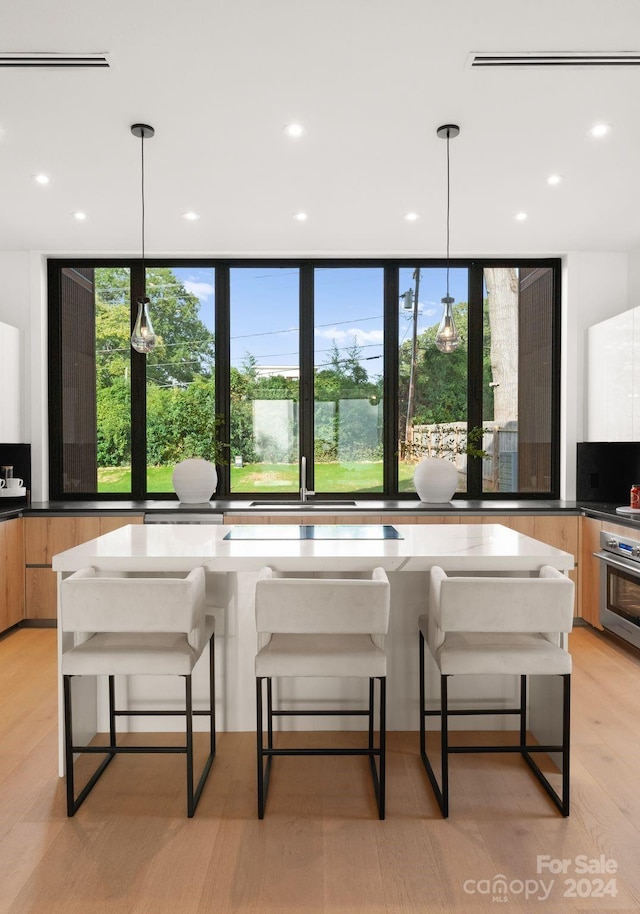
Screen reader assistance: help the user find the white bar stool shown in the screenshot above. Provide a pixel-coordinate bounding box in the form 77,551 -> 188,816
419,565 -> 574,817
61,566 -> 215,817
255,567 -> 390,819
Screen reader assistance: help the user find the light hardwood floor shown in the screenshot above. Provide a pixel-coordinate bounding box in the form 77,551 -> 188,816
1,626 -> 640,913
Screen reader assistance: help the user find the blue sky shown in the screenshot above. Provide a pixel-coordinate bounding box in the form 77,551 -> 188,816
173,266 -> 468,380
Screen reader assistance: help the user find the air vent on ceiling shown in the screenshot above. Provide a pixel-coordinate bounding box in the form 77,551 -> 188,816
468,51 -> 640,68
0,52 -> 110,68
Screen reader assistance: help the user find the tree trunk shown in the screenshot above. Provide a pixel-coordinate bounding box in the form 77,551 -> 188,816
485,268 -> 518,425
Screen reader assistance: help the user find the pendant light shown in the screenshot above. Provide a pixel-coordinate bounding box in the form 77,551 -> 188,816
130,123 -> 157,354
435,124 -> 461,353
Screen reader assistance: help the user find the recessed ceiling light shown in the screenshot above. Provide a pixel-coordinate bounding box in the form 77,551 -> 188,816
293,211 -> 308,221
73,212 -> 87,221
404,212 -> 420,221
182,211 -> 200,221
284,123 -> 305,139
514,212 -> 528,221
588,123 -> 612,138
33,173 -> 50,185
547,174 -> 563,185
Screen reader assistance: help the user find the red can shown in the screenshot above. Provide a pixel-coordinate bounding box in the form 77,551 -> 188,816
631,485 -> 640,509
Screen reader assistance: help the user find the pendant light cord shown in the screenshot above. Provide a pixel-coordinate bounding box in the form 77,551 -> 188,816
140,132 -> 146,270
445,129 -> 451,299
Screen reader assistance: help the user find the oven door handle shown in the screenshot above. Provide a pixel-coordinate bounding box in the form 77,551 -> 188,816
593,551 -> 640,574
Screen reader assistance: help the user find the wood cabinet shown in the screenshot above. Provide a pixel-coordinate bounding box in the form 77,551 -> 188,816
24,515 -> 143,620
579,516 -> 603,628
461,514 -> 579,595
0,517 -> 25,632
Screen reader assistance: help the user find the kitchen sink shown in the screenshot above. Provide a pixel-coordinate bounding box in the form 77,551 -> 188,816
249,500 -> 358,509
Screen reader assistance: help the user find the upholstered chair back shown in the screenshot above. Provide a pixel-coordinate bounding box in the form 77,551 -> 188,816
61,565 -> 207,653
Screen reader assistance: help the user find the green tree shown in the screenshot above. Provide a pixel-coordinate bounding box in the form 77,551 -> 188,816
398,300 -> 494,434
97,377 -> 131,466
314,338 -> 380,461
95,267 -> 217,467
95,267 -> 214,389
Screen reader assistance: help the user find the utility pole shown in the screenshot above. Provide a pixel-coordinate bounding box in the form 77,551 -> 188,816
404,268 -> 421,449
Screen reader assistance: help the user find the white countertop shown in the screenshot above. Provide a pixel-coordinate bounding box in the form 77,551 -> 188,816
52,522 -> 575,574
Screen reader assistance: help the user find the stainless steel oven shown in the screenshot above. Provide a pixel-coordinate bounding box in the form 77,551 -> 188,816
595,530 -> 640,649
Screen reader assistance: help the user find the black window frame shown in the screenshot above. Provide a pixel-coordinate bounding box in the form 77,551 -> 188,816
48,256 -> 562,502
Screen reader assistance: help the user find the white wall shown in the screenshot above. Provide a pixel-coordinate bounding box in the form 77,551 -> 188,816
0,249 -> 632,503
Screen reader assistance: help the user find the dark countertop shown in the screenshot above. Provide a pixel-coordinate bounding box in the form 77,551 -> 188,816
21,498 -> 583,517
15,498 -> 640,525
579,502 -> 640,528
0,503 -> 25,520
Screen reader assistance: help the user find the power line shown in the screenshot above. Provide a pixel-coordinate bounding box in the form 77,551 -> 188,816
230,313 -> 381,342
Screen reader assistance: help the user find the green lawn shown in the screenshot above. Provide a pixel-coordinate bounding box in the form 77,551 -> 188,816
98,462 -> 418,494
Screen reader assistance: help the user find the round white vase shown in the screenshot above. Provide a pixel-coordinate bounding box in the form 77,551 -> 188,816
172,459 -> 218,503
413,457 -> 458,503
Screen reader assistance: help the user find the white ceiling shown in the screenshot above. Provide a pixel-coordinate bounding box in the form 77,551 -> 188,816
2,0 -> 640,257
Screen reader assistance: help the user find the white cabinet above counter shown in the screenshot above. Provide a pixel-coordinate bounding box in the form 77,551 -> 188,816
0,321 -> 22,441
588,306 -> 640,441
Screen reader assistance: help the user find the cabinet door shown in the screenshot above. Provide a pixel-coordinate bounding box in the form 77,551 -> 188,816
24,515 -> 142,620
467,514 -> 578,596
24,516 -> 102,564
414,515 -> 459,525
0,322 -> 22,441
0,518 -> 25,631
465,515 -> 536,535
588,310 -> 634,441
532,516 -> 579,591
24,567 -> 57,622
579,516 -> 603,628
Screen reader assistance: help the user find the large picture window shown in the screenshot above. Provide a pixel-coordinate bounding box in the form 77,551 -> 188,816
48,258 -> 561,501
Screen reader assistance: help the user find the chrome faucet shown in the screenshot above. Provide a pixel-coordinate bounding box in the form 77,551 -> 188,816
300,455 -> 315,504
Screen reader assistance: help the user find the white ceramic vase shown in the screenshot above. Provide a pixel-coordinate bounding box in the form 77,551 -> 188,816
172,459 -> 218,503
413,457 -> 458,503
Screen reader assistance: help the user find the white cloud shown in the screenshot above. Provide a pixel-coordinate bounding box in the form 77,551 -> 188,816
420,301 -> 440,319
183,280 -> 214,299
314,326 -> 383,346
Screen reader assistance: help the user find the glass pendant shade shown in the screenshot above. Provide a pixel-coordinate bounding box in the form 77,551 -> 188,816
131,297 -> 157,353
435,295 -> 460,353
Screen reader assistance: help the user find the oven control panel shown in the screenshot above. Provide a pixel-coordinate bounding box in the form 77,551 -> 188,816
600,530 -> 640,563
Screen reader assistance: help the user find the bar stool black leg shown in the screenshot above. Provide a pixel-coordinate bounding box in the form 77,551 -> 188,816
440,675 -> 449,818
378,676 -> 386,820
185,675 -> 195,817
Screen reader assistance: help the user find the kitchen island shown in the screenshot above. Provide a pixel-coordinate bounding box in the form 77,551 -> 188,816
53,522 -> 574,775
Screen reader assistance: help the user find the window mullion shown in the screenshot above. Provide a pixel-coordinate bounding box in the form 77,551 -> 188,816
215,265 -> 231,497
384,265 -> 399,495
299,264 -> 314,491
130,262 -> 147,497
467,263 -> 484,497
